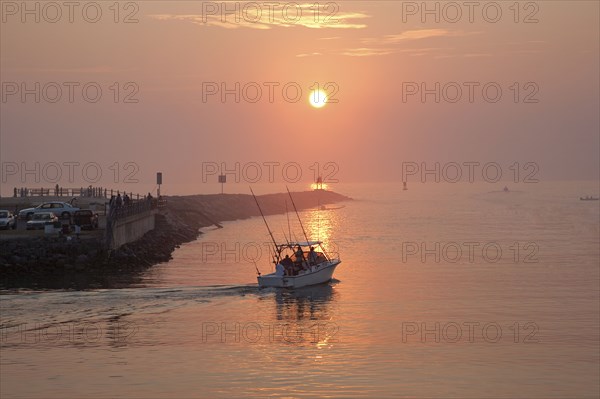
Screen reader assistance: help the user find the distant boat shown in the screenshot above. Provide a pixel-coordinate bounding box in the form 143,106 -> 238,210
580,196 -> 599,201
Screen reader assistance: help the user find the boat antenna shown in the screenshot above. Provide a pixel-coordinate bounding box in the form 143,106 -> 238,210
250,187 -> 280,264
286,200 -> 292,246
286,186 -> 310,245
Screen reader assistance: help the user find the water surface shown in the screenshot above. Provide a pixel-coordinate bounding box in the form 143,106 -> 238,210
2,182 -> 599,398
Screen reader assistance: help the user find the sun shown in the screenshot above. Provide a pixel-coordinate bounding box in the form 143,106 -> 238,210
309,89 -> 328,108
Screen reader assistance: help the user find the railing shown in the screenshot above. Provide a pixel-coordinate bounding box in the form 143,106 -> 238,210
107,198 -> 165,221
105,196 -> 166,249
12,186 -> 155,200
11,186 -> 168,220
13,186 -> 107,198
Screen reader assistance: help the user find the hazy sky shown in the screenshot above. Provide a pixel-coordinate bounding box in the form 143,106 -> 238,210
1,1 -> 598,195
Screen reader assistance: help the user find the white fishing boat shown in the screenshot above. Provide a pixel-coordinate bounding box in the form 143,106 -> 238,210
251,187 -> 342,289
257,241 -> 341,289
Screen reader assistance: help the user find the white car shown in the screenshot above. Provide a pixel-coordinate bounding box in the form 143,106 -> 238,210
26,212 -> 59,230
0,210 -> 16,230
19,202 -> 80,220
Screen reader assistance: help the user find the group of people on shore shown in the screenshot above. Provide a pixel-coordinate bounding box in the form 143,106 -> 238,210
276,246 -> 322,276
107,192 -> 155,219
109,192 -> 128,208
108,192 -> 153,209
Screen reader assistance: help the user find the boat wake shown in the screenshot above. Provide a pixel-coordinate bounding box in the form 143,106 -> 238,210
0,284 -> 263,331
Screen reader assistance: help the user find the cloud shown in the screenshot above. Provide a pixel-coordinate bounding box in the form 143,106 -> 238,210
361,29 -> 481,45
361,29 -> 446,44
150,4 -> 369,30
296,52 -> 323,58
339,29 -> 483,57
463,53 -> 493,58
339,46 -> 459,58
338,48 -> 395,57
296,28 -> 484,58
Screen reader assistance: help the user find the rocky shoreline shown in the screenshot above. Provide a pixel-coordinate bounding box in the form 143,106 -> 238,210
0,190 -> 350,289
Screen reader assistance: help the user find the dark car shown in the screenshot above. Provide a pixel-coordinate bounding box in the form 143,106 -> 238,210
73,210 -> 99,230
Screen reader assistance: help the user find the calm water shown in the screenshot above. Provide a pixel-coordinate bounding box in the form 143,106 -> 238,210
1,182 -> 599,398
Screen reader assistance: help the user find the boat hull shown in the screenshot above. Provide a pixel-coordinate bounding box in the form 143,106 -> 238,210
258,260 -> 341,289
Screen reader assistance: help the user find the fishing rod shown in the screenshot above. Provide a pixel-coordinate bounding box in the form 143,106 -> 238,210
250,187 -> 280,264
251,257 -> 261,276
286,186 -> 310,245
281,228 -> 291,248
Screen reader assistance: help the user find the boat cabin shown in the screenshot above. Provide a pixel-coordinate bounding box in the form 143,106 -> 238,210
274,241 -> 331,277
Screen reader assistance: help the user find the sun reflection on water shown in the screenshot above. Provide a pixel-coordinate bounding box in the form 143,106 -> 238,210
303,206 -> 342,259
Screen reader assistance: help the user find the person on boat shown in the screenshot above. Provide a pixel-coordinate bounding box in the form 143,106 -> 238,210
281,255 -> 294,276
308,246 -> 318,265
294,245 -> 303,261
275,262 -> 285,276
294,245 -> 305,272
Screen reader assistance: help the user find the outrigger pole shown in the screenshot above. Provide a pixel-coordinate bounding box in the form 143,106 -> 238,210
281,228 -> 291,247
286,186 -> 310,245
250,187 -> 280,264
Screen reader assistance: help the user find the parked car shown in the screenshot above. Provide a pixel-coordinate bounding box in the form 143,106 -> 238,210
19,202 -> 80,220
73,210 -> 99,230
0,210 -> 16,230
26,212 -> 58,230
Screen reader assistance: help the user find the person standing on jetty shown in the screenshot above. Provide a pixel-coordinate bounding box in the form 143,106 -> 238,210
146,193 -> 153,210
108,195 -> 116,217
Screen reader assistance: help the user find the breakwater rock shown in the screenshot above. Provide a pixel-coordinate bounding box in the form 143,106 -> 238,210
165,189 -> 350,226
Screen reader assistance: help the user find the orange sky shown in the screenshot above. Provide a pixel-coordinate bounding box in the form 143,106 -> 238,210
1,1 -> 598,195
